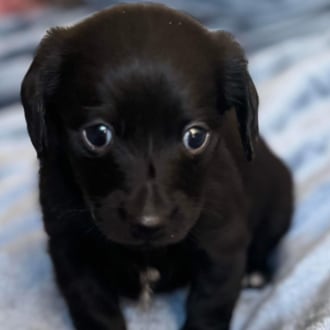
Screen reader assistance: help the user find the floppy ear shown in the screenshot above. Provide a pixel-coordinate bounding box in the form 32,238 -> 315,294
21,28 -> 64,157
213,31 -> 259,161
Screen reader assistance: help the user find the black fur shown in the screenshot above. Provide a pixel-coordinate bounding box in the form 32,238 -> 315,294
21,4 -> 293,330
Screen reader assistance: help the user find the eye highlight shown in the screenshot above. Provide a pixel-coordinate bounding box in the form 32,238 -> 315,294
182,123 -> 210,155
81,123 -> 113,153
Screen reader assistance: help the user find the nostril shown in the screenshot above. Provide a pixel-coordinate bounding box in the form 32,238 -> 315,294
169,206 -> 179,219
148,161 -> 156,179
118,207 -> 127,221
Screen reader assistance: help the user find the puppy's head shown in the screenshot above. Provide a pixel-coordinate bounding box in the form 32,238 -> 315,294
21,4 -> 258,247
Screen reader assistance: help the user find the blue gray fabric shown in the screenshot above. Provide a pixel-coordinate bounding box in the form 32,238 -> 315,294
1,1 -> 330,329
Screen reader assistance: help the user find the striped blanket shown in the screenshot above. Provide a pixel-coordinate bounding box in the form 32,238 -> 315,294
1,1 -> 330,329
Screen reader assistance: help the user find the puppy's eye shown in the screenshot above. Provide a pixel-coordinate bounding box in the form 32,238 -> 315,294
82,123 -> 113,152
183,124 -> 210,155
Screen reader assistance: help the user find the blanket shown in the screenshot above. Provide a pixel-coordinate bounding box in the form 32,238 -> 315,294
1,1 -> 330,329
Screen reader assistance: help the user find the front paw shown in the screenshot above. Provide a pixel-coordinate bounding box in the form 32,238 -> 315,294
70,308 -> 127,330
72,318 -> 126,330
181,321 -> 230,330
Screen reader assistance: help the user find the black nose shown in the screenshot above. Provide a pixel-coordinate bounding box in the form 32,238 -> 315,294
131,217 -> 163,240
140,215 -> 162,227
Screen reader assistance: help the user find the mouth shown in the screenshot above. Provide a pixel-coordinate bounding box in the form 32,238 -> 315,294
130,222 -> 163,237
127,228 -> 183,249
94,204 -> 191,247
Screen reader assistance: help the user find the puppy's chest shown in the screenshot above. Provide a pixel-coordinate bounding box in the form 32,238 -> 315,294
136,262 -> 190,308
105,264 -> 163,305
138,267 -> 161,309
103,247 -> 192,301
110,266 -> 162,309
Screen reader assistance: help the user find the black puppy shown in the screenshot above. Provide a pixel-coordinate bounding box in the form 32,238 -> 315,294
21,3 -> 293,330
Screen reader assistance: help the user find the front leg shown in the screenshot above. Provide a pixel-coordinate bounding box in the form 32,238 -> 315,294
182,213 -> 248,330
183,251 -> 245,330
49,238 -> 126,330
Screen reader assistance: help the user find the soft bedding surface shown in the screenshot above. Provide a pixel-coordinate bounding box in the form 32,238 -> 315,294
1,1 -> 330,329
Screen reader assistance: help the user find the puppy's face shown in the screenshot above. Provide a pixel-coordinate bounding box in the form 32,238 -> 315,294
68,75 -> 216,246
59,60 -> 220,247
21,4 -> 258,247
